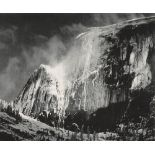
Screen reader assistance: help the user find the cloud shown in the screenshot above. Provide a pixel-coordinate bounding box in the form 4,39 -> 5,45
60,23 -> 87,38
0,14 -> 154,101
0,34 -> 69,101
0,57 -> 21,100
0,26 -> 17,45
23,35 -> 66,68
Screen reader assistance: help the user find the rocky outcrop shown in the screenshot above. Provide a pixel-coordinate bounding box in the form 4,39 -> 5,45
14,64 -> 64,117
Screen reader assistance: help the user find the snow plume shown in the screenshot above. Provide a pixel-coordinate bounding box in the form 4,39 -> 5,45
0,23 -> 88,101
0,14 -> 154,101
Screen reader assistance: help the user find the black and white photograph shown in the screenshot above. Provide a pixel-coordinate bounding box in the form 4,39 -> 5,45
0,2 -> 155,143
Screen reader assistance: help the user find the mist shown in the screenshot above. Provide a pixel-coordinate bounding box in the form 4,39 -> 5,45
0,13 -> 155,101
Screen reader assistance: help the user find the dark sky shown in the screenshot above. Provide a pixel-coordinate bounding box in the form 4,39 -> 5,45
0,13 -> 154,101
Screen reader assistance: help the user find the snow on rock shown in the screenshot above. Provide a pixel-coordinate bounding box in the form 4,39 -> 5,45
14,64 -> 65,117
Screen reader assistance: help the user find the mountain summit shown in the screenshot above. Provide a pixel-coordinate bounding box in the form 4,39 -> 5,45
14,64 -> 64,117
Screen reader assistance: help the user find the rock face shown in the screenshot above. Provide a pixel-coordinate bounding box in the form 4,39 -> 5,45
64,16 -> 155,129
14,17 -> 155,130
14,64 -> 64,117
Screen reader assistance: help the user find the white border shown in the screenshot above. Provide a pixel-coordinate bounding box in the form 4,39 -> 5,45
0,0 -> 154,13
0,0 -> 155,155
0,141 -> 155,155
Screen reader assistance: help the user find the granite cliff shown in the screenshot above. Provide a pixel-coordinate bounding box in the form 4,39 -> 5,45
14,16 -> 155,130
